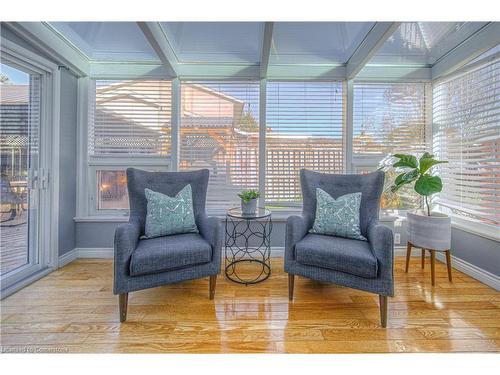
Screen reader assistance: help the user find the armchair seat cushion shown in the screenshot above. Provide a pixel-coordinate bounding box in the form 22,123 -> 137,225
295,234 -> 378,278
130,233 -> 212,277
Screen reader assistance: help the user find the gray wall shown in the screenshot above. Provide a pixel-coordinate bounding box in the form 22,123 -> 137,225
58,70 -> 78,256
450,228 -> 499,276
75,219 -> 499,277
76,220 -> 288,249
76,218 -> 395,250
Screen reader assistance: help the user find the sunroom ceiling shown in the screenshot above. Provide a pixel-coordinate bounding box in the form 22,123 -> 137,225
43,21 -> 496,78
369,22 -> 488,66
50,22 -> 160,62
270,22 -> 374,65
160,22 -> 264,64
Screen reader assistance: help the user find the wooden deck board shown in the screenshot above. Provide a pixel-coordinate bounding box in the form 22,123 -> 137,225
0,257 -> 499,353
0,222 -> 28,276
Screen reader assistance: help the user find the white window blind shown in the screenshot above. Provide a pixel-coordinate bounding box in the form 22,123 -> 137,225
433,58 -> 500,227
353,82 -> 430,210
0,74 -> 41,177
266,81 -> 344,205
353,82 -> 428,156
89,80 -> 172,156
180,81 -> 260,213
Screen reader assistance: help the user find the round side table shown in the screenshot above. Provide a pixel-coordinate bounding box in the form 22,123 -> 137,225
224,207 -> 272,284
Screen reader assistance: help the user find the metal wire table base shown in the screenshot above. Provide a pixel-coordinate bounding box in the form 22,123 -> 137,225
224,212 -> 272,285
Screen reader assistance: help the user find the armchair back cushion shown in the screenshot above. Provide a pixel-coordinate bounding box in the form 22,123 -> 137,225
127,168 -> 209,236
301,169 -> 384,238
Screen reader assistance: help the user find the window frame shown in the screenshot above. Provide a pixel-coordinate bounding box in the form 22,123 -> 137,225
432,54 -> 500,240
79,77 -> 173,217
0,38 -> 61,296
79,77 -> 435,219
350,79 -> 433,215
178,79 -> 261,216
264,79 -> 347,208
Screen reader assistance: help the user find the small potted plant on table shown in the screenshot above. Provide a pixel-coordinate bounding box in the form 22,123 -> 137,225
238,190 -> 260,215
383,152 -> 450,251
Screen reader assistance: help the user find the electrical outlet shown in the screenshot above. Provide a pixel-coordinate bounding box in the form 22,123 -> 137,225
394,233 -> 401,245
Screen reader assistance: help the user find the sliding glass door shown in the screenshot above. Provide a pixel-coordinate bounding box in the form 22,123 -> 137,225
0,61 -> 43,291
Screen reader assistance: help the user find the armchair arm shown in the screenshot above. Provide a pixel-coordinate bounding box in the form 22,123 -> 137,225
113,217 -> 141,294
367,220 -> 394,281
197,214 -> 222,263
285,215 -> 310,261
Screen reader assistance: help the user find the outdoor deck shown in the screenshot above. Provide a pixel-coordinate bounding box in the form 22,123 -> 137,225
0,219 -> 28,276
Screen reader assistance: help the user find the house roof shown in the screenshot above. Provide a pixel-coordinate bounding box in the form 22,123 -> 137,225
0,85 -> 29,105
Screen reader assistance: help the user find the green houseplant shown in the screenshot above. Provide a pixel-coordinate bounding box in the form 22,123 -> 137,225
238,190 -> 260,214
382,152 -> 452,252
387,152 -> 447,216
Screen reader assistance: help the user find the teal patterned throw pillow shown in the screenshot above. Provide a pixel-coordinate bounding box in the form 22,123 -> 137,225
143,184 -> 198,238
309,189 -> 367,241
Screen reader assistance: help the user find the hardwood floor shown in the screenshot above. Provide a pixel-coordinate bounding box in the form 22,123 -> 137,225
1,257 -> 499,353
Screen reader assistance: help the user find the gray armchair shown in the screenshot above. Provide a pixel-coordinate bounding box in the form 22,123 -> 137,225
113,168 -> 222,322
285,169 -> 394,327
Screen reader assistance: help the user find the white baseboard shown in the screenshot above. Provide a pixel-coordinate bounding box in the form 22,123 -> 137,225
58,249 -> 77,267
63,246 -> 499,291
77,247 -> 114,258
435,252 -> 499,291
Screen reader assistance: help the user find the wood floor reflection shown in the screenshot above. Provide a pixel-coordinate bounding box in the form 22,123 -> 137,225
1,257 -> 499,353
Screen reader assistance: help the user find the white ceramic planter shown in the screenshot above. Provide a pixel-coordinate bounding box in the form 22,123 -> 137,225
241,198 -> 257,215
407,211 -> 451,250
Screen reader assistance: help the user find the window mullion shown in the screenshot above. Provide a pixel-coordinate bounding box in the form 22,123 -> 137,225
259,78 -> 267,206
346,79 -> 354,173
171,77 -> 181,171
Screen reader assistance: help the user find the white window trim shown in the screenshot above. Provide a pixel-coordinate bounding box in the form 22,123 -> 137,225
78,77 -> 173,217
75,75 -> 498,243
432,55 -> 500,235
77,77 -> 431,218
436,207 -> 500,242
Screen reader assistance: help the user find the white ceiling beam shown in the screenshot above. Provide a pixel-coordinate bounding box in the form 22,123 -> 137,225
137,22 -> 178,78
89,62 -> 170,79
345,22 -> 400,80
4,22 -> 89,76
267,64 -> 346,80
178,64 -> 260,79
260,22 -> 274,79
432,22 -> 500,80
356,66 -> 432,81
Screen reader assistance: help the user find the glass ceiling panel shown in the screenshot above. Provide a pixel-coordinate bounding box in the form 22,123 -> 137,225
270,22 -> 375,65
369,22 -> 488,66
161,22 -> 263,64
49,22 -> 160,62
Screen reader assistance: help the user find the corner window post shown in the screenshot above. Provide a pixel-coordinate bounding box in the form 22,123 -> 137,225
171,77 -> 180,172
259,78 -> 267,206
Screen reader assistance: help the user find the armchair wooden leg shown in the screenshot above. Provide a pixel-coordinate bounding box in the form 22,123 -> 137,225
421,248 -> 425,269
119,293 -> 128,322
288,274 -> 295,301
209,275 -> 217,300
379,295 -> 388,328
445,250 -> 453,282
430,250 -> 436,286
405,242 -> 412,273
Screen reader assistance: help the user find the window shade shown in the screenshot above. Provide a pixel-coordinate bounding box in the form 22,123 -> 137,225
0,75 -> 41,181
266,81 -> 344,204
89,80 -> 172,156
353,82 -> 428,155
180,81 -> 260,213
433,58 -> 500,227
